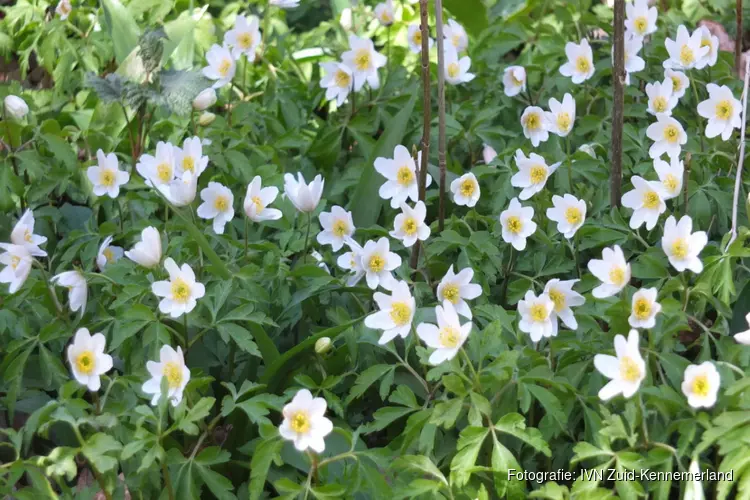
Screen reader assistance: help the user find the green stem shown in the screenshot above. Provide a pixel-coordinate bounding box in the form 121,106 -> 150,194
183,314 -> 189,353
161,462 -> 175,500
172,207 -> 231,280
460,348 -> 480,390
244,217 -> 249,258
689,74 -> 705,152
303,211 -> 312,263
566,134 -> 572,191
638,392 -> 649,446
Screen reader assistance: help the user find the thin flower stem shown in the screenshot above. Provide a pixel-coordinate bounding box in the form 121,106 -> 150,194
392,350 -> 429,394
638,392 -> 649,446
244,217 -> 249,258
566,134 -> 573,191
460,348 -> 480,389
161,461 -> 176,500
689,74 -> 705,152
303,212 -> 312,263
717,360 -> 745,376
183,314 -> 189,353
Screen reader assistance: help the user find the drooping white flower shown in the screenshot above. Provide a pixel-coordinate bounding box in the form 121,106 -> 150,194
311,250 -> 330,274
681,362 -> 720,408
136,141 -> 175,188
629,288 -> 661,329
197,182 -> 235,234
502,66 -> 526,97
695,25 -> 719,69
416,301 -> 472,365
621,176 -> 667,230
697,84 -> 742,141
664,69 -> 689,99
164,171 -> 198,207
224,14 -> 261,61
67,328 -> 113,392
482,144 -> 497,164
317,206 -> 355,251
544,279 -> 585,330
142,345 -> 190,407
663,25 -> 709,70
559,39 -> 595,84
360,237 -> 401,290
544,93 -> 576,137
11,209 -> 47,256
270,0 -> 300,8
173,137 -> 209,178
320,62 -> 353,106
87,150 -> 130,199
279,389 -> 333,453
55,0 -> 72,20
646,115 -> 687,160
661,215 -> 707,274
594,329 -> 646,400
645,79 -> 678,116
52,270 -> 87,315
733,313 -> 750,345
518,290 -> 556,342
499,197 -> 536,251
436,265 -> 482,319
365,280 -> 415,344
546,194 -> 586,239
125,226 -> 162,269
337,238 -> 365,286
374,0 -> 395,26
374,145 -> 432,208
587,245 -> 631,298
444,19 -> 468,53
96,236 -> 123,271
193,88 -> 217,110
450,172 -> 480,207
407,24 -> 433,53
151,258 -> 206,318
341,35 -> 387,91
0,243 -> 32,293
444,46 -> 475,85
4,95 -> 28,119
202,44 -> 236,89
520,106 -> 549,147
624,0 -> 657,39
284,173 -> 324,213
653,156 -> 683,200
244,176 -> 282,222
390,201 -> 430,248
623,36 -> 645,85
511,149 -> 559,200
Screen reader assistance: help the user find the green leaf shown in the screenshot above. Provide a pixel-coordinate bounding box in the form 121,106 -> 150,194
249,438 -> 284,500
82,433 -> 122,473
217,323 -> 261,357
494,413 -> 552,457
100,0 -> 141,64
392,455 -> 448,485
347,364 -> 394,403
158,70 -> 211,116
444,0 -> 489,36
176,397 -> 215,435
450,426 -> 489,486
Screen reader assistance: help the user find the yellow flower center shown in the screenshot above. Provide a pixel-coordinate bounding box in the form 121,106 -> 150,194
663,124 -> 680,143
511,73 -> 523,86
237,32 -> 253,50
452,34 -> 461,48
529,303 -> 548,322
715,100 -> 733,120
75,351 -> 96,375
620,356 -> 641,382
642,190 -> 660,209
633,16 -> 648,34
156,163 -> 172,183
380,11 -> 393,23
412,30 -> 422,46
663,174 -> 679,194
163,361 -> 183,389
700,38 -> 712,50
171,278 -> 191,303
354,49 -> 371,71
459,178 -> 476,197
506,215 -> 522,234
556,112 -> 571,132
402,217 -> 418,235
524,112 -> 542,131
692,374 -> 710,397
633,298 -> 652,320
23,229 -> 32,242
182,156 -> 195,173
565,206 -> 582,225
334,70 -> 351,88
214,195 -> 229,212
447,62 -> 460,79
218,59 -> 232,77
10,255 -> 20,269
671,76 -> 682,92
368,254 -> 384,273
671,238 -> 688,259
679,45 -> 694,66
100,169 -> 116,187
103,247 -> 115,263
251,196 -> 263,213
652,96 -> 668,113
389,302 -> 411,326
439,327 -> 460,348
290,410 -> 311,433
529,165 -> 547,184
441,283 -> 460,304
329,219 -> 347,237
575,55 -> 591,74
396,166 -> 414,186
548,288 -> 565,312
609,267 -> 626,286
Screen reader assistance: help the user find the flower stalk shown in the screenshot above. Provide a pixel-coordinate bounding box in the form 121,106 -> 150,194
610,0 -> 625,208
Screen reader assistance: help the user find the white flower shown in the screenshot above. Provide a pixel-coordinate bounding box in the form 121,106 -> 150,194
559,39 -> 594,84
197,182 -> 234,234
594,329 -> 646,400
695,25 -> 719,69
587,245 -> 631,298
279,389 -> 333,453
681,362 -> 720,408
67,328 -> 113,392
125,226 -> 162,268
645,79 -> 677,116
407,24 -> 433,54
142,345 -> 190,407
482,144 -> 497,164
341,35 -> 387,91
270,0 -> 299,8
318,206 -> 355,251
661,215 -> 707,273
244,176 -> 282,223
4,95 -> 28,119
360,237 -> 401,290
11,209 -> 47,256
374,144 -> 431,208
623,36 -> 645,85
56,0 -> 72,20
685,460 -> 705,500
646,115 -> 686,160
653,156 -> 683,200
311,250 -> 330,273
173,137 -> 209,178
663,25 -> 709,70
546,194 -> 586,239
624,0 -> 657,39
416,301 -> 472,364
621,176 -> 667,230
337,238 -> 365,286
664,69 -> 689,99
52,270 -> 87,315
697,84 -> 742,141
320,62 -> 353,106
164,171 -> 198,207
193,88 -> 217,110
224,14 -> 261,61
450,172 -> 480,207
511,149 -> 559,200
96,236 -> 123,271
444,47 -> 475,85
390,201 -> 430,248
500,197 -> 536,251
444,19 -> 468,53
544,279 -> 585,330
503,66 -> 526,97
136,141 -> 175,188
365,280 -> 415,344
202,44 -> 236,89
518,290 -> 556,342
544,93 -> 576,137
87,149 -> 130,198
520,106 -> 549,147
151,258 -> 206,318
284,173 -> 324,213
0,243 -> 33,294
629,288 -> 661,329
374,0 -> 395,26
733,313 -> 750,345
436,265 -> 481,319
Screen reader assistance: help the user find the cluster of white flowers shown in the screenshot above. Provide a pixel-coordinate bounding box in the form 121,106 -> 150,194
203,14 -> 261,89
520,93 -> 576,147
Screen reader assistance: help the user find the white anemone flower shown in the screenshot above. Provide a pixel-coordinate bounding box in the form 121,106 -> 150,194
503,66 -> 526,97
151,258 -> 206,318
374,145 -> 431,208
337,238 -> 365,286
594,329 -> 646,400
645,79 -> 678,116
244,176 -> 282,223
284,173 -> 324,214
364,280 -> 415,344
279,389 -> 333,453
416,301 -> 472,365
520,106 -> 549,147
317,206 -> 355,251
629,288 -> 662,329
436,265 -> 482,319
164,171 -> 198,207
499,197 -> 536,251
125,226 -> 162,268
197,182 -> 235,234
341,35 -> 387,91
544,279 -> 585,330
621,176 -> 667,230
511,149 -> 559,200
360,237 -> 401,290
663,25 -> 709,70
136,141 -> 175,188
444,19 -> 468,53
661,215 -> 707,274
87,150 -> 130,199
320,62 -> 353,106
695,25 -> 719,69
224,14 -> 261,61
0,243 -> 33,294
96,236 -> 123,271
697,84 -> 742,141
444,46 -> 475,85
623,36 -> 646,86
450,172 -> 480,207
193,88 -> 217,111
559,39 -> 594,84
664,69 -> 690,99
173,137 -> 209,178
202,44 -> 236,89
67,328 -> 113,392
374,0 -> 395,26
270,0 -> 299,8
56,0 -> 72,20
407,24 -> 433,53
11,209 -> 47,257
389,201 -> 430,248
653,157 -> 683,200
587,245 -> 631,298
624,0 -> 657,39
646,115 -> 687,160
482,144 -> 497,164
685,460 -> 705,500
733,313 -> 750,345
52,270 -> 87,315
544,93 -> 576,137
681,362 -> 720,408
518,290 -> 556,342
546,194 -> 586,239
142,345 -> 190,407
4,95 -> 28,119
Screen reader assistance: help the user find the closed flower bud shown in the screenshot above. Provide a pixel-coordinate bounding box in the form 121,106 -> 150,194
198,112 -> 216,126
315,337 -> 332,354
4,95 -> 28,119
193,88 -> 217,110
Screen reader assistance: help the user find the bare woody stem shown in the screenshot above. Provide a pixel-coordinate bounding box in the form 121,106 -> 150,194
610,0 -> 625,208
435,0 -> 447,231
726,56 -> 750,251
737,0 -> 743,77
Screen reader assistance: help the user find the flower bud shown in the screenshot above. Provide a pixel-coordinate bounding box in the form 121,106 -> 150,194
315,337 -> 332,354
198,112 -> 216,126
193,88 -> 217,111
4,95 -> 28,119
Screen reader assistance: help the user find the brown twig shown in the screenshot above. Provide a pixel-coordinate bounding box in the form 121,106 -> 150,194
610,0 -> 625,208
435,0 -> 447,231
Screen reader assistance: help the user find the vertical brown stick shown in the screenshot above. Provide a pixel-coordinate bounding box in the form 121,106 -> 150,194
610,0 -> 625,208
435,0 -> 447,231
737,0 -> 743,77
410,0 -> 432,270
